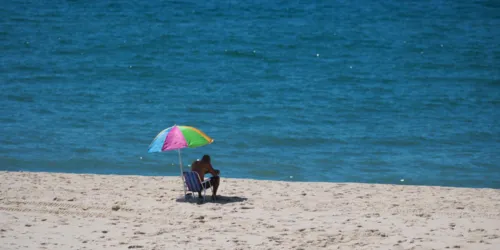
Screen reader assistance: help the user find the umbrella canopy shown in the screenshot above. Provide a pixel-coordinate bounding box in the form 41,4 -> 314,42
148,125 -> 214,153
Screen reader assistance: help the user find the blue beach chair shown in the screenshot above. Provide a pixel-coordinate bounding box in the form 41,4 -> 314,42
182,171 -> 212,202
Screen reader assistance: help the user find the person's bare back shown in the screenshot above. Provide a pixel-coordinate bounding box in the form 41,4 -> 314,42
191,160 -> 217,181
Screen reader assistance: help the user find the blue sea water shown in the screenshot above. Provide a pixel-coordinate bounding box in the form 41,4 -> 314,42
1,0 -> 499,188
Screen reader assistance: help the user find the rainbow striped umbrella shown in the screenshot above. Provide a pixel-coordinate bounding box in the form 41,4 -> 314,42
148,125 -> 214,177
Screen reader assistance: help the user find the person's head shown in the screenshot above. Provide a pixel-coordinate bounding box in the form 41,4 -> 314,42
201,154 -> 211,163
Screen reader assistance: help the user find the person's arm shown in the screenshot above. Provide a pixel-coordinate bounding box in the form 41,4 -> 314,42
207,163 -> 219,176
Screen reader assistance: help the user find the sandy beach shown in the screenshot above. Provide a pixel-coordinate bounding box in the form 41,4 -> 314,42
0,171 -> 499,250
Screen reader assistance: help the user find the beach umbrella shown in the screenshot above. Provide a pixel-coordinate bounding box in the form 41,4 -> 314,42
147,125 -> 214,194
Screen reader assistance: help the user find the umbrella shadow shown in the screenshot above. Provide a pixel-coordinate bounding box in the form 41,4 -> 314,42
176,195 -> 248,205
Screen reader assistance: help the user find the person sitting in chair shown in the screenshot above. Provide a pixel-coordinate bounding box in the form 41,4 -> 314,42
191,154 -> 220,200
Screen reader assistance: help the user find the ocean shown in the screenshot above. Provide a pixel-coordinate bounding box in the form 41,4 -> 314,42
1,0 -> 499,188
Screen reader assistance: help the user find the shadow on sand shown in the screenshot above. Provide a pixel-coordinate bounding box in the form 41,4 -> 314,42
176,195 -> 248,205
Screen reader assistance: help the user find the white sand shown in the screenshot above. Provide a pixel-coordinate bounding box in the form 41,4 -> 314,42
0,171 -> 499,250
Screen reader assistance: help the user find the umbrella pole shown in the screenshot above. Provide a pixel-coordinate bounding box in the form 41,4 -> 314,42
178,149 -> 186,197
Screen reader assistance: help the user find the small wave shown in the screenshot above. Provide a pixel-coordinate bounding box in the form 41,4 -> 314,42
447,131 -> 497,143
9,17 -> 38,23
12,63 -> 42,71
186,106 -> 218,113
73,147 -> 95,154
289,116 -> 316,126
367,137 -> 424,147
357,159 -> 390,168
0,115 -> 17,123
117,136 -> 144,145
229,141 -> 251,149
238,115 -> 274,122
249,169 -> 280,178
60,116 -> 91,128
7,94 -> 34,103
256,135 -> 334,147
33,108 -> 54,115
222,49 -> 265,60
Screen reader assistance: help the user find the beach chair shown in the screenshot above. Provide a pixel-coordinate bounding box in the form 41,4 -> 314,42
182,171 -> 212,202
